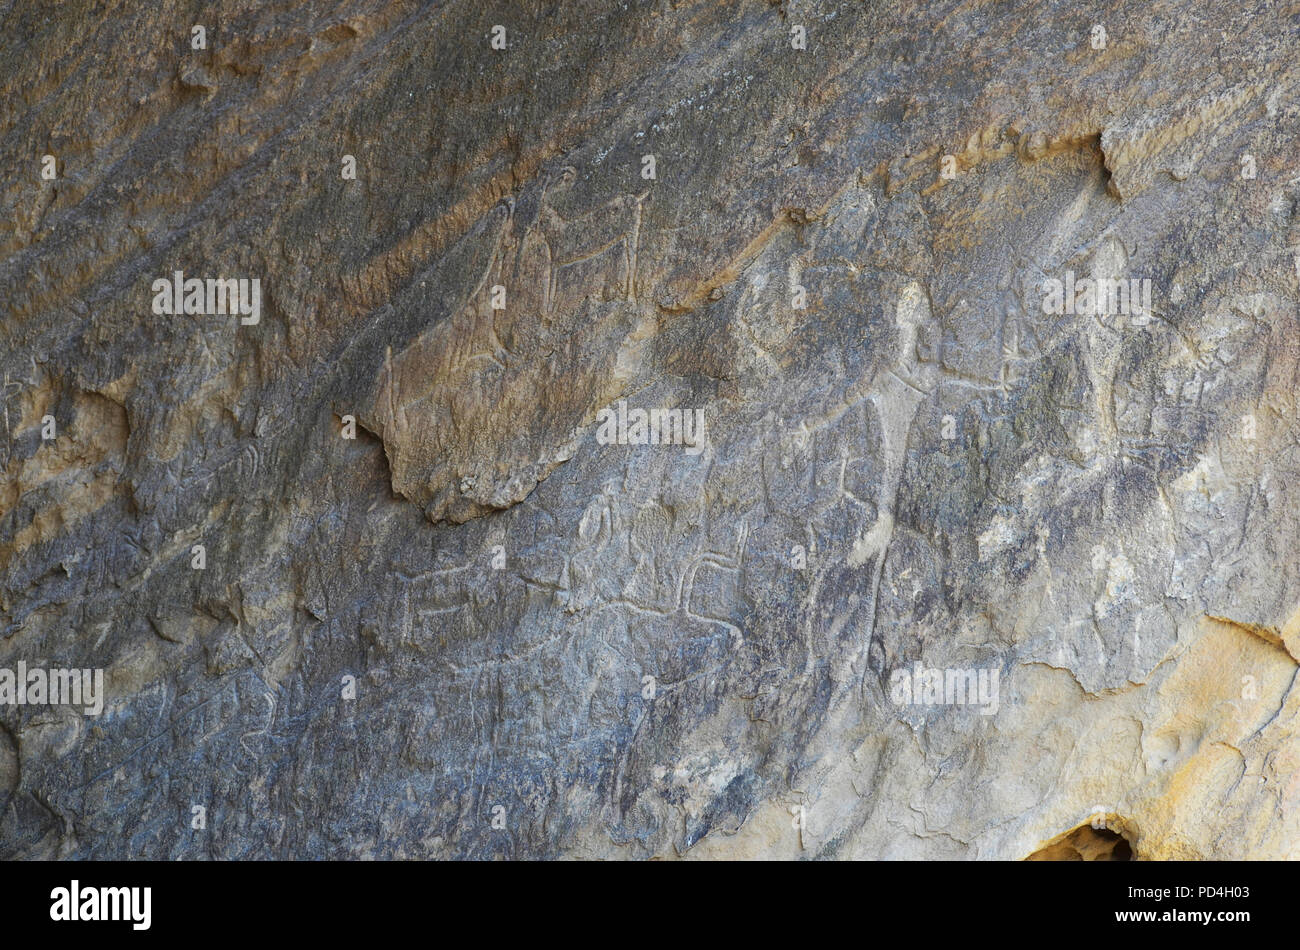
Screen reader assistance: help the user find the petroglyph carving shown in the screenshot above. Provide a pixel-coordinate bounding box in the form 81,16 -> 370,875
846,281 -> 939,684
389,563 -> 474,641
0,372 -> 22,466
547,487 -> 749,650
370,169 -> 654,523
534,167 -> 648,315
236,689 -> 279,768
1077,234 -> 1130,461
238,444 -> 261,481
674,521 -> 750,648
560,486 -> 620,612
439,202 -> 517,383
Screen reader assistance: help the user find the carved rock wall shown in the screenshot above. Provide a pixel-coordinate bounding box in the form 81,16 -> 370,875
2,0 -> 1299,859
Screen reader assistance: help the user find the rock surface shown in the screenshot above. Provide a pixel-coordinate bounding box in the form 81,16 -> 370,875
2,0 -> 1299,859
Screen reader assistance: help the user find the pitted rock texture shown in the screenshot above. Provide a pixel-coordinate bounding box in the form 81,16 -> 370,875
2,0 -> 1300,859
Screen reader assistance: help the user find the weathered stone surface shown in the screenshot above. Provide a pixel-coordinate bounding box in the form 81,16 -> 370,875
2,0 -> 1299,859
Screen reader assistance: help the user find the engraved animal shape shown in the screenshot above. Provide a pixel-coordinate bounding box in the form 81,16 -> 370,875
390,564 -> 473,642
444,201 -> 515,373
534,166 -> 647,314
673,521 -> 749,648
375,202 -> 517,442
566,487 -> 749,654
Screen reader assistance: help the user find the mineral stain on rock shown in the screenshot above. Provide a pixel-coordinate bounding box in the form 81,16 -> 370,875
2,0 -> 1299,860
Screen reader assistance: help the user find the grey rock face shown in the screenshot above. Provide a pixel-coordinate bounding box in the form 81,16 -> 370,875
2,0 -> 1299,859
